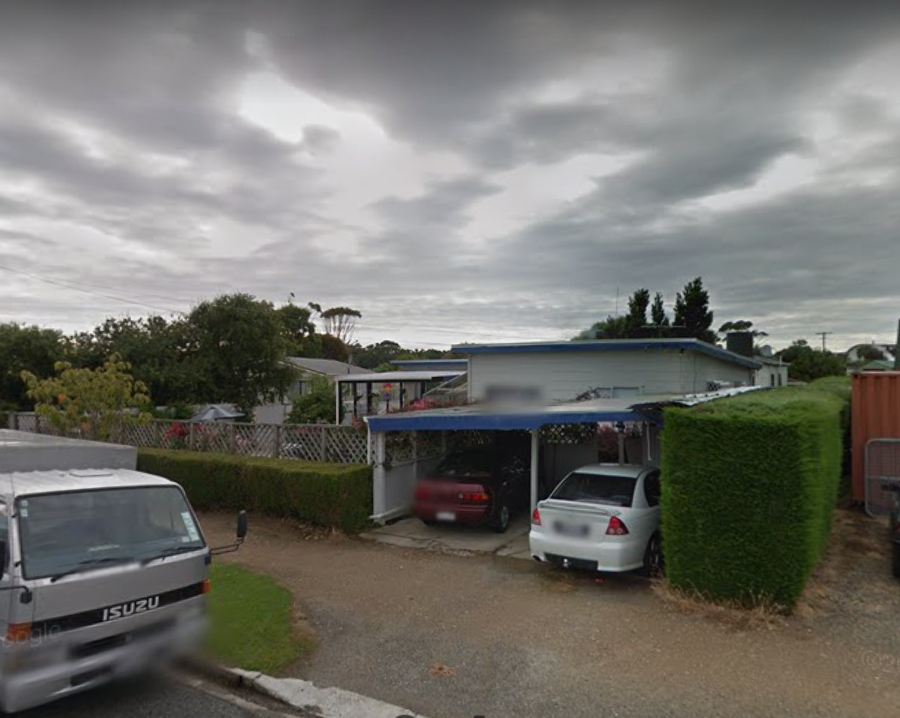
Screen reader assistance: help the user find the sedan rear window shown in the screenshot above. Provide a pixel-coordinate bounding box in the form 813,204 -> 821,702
435,450 -> 493,477
551,472 -> 637,507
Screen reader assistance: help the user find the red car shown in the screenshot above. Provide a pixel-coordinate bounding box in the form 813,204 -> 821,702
412,446 -> 530,533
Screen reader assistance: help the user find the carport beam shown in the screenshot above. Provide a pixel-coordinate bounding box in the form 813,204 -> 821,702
530,428 -> 539,512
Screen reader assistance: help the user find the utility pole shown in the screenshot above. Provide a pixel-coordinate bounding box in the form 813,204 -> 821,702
815,331 -> 833,352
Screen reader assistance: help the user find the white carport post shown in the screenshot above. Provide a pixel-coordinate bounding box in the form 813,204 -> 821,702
530,428 -> 540,512
334,381 -> 341,425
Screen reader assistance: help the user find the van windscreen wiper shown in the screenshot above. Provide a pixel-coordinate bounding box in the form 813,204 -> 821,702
141,545 -> 204,566
49,556 -> 137,583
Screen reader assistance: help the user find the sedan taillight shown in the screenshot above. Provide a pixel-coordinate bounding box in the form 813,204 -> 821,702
457,491 -> 490,504
605,516 -> 629,535
531,508 -> 541,526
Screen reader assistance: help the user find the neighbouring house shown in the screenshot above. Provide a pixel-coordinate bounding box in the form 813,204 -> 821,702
845,343 -> 897,365
254,357 -> 373,424
858,359 -> 896,372
335,368 -> 467,424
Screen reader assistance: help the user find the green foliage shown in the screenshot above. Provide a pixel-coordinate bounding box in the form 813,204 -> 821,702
207,562 -> 313,672
187,294 -> 294,415
626,288 -> 651,331
67,316 -> 202,406
319,333 -> 349,361
661,386 -> 846,609
276,302 -> 318,356
776,340 -> 846,382
651,292 -> 669,327
20,355 -> 152,439
137,449 -> 373,532
673,277 -> 716,343
287,375 -> 335,424
352,340 -> 403,369
0,323 -> 65,410
856,345 -> 886,362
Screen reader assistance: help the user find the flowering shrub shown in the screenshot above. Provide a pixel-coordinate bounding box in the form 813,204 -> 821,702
162,421 -> 189,449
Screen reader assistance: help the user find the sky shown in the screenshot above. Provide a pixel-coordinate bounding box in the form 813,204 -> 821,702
0,1 -> 898,352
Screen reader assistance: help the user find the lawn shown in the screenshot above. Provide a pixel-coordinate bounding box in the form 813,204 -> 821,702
207,562 -> 314,673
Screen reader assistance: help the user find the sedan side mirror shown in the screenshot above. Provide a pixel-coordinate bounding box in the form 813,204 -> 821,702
236,510 -> 248,540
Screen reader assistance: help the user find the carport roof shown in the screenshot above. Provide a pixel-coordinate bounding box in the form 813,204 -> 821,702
336,370 -> 465,383
364,387 -> 763,432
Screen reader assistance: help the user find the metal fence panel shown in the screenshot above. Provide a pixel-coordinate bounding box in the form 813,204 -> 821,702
865,438 -> 900,517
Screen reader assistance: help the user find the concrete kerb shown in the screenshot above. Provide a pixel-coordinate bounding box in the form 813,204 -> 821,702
188,658 -> 429,718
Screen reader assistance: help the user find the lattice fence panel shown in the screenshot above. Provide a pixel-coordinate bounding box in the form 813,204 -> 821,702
234,423 -> 278,458
417,431 -> 445,460
541,423 -> 599,445
192,422 -> 232,454
327,426 -> 368,464
385,431 -> 416,466
446,430 -> 494,452
281,425 -> 327,462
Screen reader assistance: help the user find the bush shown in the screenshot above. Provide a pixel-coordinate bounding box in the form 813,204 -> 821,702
137,449 -> 372,532
661,386 -> 846,609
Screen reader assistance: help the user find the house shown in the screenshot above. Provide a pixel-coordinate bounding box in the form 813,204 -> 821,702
363,338 -> 763,522
254,357 -> 372,424
858,359 -> 896,372
754,357 -> 789,387
455,337 -> 761,403
286,357 -> 371,395
391,359 -> 468,373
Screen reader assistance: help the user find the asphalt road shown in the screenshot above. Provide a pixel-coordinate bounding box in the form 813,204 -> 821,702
18,674 -> 276,718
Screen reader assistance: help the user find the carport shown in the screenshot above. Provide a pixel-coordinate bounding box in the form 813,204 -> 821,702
363,387 -> 763,523
364,397 -> 655,523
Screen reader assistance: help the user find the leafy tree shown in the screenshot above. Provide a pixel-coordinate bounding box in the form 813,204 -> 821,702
276,302 -> 318,355
351,340 -> 403,369
0,323 -> 65,410
673,277 -> 716,343
67,316 -> 201,405
187,294 -> 294,415
286,375 -> 335,424
20,355 -> 151,439
650,293 -> 669,327
776,340 -> 846,382
308,304 -> 362,344
857,345 -> 886,362
575,315 -> 632,340
320,333 -> 350,362
626,288 -> 651,331
719,320 -> 768,339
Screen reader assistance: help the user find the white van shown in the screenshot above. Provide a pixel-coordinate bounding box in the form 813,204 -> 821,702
0,430 -> 246,713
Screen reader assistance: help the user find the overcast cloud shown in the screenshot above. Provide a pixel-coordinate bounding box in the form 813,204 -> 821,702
0,0 -> 898,350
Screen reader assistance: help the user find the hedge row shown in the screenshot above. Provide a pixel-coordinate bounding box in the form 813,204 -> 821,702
137,449 -> 372,533
660,385 -> 846,608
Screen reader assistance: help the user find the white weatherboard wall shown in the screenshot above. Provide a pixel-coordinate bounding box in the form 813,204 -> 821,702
468,349 -> 754,402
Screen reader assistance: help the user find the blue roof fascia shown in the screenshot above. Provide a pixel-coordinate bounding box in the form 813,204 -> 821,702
453,340 -> 761,370
392,359 -> 469,367
367,409 -> 643,432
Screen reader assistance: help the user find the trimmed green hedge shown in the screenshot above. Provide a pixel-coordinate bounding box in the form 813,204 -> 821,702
137,449 -> 372,533
661,386 -> 846,608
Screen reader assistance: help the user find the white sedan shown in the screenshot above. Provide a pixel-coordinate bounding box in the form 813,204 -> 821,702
529,464 -> 663,574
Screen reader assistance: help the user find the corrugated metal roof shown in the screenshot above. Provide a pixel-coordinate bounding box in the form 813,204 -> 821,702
287,357 -> 371,376
336,370 -> 465,383
451,338 -> 762,370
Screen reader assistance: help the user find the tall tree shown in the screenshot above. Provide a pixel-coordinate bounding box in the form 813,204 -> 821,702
626,288 -> 651,331
0,323 -> 65,410
276,303 -> 318,355
320,307 -> 362,344
650,293 -> 669,327
187,294 -> 294,415
673,277 -> 716,343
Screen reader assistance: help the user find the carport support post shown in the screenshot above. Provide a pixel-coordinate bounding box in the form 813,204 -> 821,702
372,430 -> 387,517
530,428 -> 540,512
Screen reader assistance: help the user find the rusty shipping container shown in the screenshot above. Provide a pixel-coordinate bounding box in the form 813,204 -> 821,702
851,371 -> 900,503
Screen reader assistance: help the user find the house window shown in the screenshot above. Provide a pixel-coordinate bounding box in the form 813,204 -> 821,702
778,374 -> 784,387
770,374 -> 776,387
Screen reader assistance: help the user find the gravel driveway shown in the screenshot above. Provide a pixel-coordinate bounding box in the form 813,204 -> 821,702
200,509 -> 900,718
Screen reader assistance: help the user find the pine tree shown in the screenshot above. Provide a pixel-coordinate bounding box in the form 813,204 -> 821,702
673,277 -> 715,343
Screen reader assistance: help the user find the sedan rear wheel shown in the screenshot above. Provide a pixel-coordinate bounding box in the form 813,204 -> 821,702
643,533 -> 664,577
492,504 -> 510,533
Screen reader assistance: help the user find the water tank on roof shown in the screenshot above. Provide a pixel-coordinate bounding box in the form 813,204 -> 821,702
726,332 -> 754,358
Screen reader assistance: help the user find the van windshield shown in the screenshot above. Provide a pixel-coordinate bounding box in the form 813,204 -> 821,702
551,472 -> 637,507
17,486 -> 205,580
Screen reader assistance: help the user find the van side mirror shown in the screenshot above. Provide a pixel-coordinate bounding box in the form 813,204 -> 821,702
210,510 -> 249,556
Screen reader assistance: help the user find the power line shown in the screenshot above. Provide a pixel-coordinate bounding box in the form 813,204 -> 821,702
0,264 -> 185,315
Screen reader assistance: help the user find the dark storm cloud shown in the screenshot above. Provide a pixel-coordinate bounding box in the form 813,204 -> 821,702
0,0 -> 898,346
